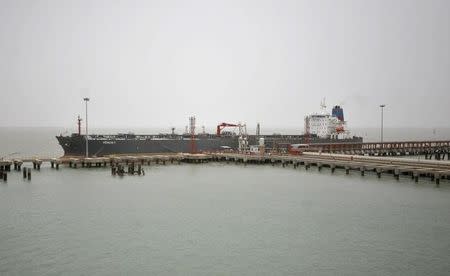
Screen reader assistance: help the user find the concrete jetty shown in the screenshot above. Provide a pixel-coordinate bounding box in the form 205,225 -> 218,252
1,152 -> 450,185
210,152 -> 450,185
308,140 -> 450,159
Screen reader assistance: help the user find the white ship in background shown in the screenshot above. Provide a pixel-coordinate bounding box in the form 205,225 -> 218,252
304,99 -> 350,140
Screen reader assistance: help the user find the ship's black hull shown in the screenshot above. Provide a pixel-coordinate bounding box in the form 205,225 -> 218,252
56,135 -> 239,156
56,134 -> 363,157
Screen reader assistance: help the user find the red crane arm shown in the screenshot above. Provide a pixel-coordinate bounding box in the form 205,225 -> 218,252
216,122 -> 239,136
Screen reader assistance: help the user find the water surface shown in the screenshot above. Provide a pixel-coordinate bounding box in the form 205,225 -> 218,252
1,163 -> 449,275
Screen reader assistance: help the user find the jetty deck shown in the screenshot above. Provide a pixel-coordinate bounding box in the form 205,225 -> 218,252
308,140 -> 450,159
1,152 -> 450,185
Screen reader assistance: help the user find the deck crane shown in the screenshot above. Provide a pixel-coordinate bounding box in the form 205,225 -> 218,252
216,122 -> 239,136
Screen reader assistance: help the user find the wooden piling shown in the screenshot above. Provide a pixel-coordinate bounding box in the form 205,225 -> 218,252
27,168 -> 31,180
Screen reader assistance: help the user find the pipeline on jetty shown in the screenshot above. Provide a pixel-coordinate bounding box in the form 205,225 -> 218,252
1,152 -> 450,186
308,140 -> 450,159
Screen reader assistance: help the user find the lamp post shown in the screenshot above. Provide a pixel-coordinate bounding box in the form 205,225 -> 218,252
380,104 -> 385,146
84,97 -> 90,157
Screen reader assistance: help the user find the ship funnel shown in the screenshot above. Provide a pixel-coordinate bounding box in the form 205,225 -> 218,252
332,105 -> 344,122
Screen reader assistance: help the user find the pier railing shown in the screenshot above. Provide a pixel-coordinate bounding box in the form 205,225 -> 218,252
307,140 -> 450,157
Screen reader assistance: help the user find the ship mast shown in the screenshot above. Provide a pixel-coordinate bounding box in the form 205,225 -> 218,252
77,115 -> 82,136
189,116 -> 197,153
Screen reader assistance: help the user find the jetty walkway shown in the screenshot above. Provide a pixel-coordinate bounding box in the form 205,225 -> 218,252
1,152 -> 450,185
308,140 -> 450,159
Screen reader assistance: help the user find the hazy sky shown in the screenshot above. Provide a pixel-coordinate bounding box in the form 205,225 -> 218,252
1,0 -> 449,131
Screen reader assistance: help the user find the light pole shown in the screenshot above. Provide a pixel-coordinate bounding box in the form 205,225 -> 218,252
380,104 -> 385,146
84,97 -> 90,157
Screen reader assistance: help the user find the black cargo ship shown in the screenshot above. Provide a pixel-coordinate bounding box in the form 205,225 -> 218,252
57,106 -> 363,156
56,131 -> 362,157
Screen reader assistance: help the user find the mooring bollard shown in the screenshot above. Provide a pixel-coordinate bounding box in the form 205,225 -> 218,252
27,168 -> 31,180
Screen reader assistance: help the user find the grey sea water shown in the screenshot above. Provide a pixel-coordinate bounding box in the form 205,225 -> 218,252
1,127 -> 450,275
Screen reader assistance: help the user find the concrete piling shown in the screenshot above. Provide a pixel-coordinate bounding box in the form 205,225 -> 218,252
394,169 -> 400,180
434,173 -> 440,186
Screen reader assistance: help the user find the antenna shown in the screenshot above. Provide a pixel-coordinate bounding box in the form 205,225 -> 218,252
320,97 -> 327,112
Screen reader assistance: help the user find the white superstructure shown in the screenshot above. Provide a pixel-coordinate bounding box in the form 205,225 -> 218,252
304,100 -> 349,139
